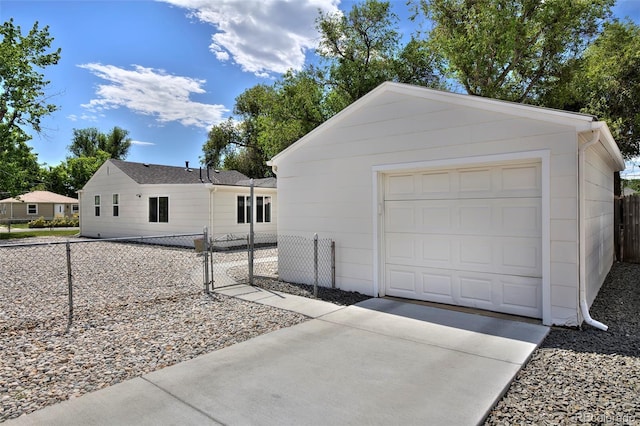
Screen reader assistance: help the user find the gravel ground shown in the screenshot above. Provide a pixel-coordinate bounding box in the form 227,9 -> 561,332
485,261 -> 640,425
253,277 -> 371,306
3,236 -> 638,424
0,238 -> 309,422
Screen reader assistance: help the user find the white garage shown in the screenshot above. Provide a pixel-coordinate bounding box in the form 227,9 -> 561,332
268,82 -> 625,327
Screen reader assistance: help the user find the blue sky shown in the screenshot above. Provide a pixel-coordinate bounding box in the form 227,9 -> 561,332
2,0 -> 640,176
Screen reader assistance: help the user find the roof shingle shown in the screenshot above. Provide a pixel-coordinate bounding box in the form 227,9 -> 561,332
110,159 -> 263,186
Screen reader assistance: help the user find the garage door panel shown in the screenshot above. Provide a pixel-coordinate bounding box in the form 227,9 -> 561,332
458,168 -> 492,193
501,164 -> 540,192
459,276 -> 493,302
459,205 -> 492,231
386,199 -> 541,237
387,233 -> 540,277
385,266 -> 542,318
420,172 -> 451,194
387,268 -> 417,294
384,161 -> 542,319
500,203 -> 541,236
385,205 -> 416,233
502,278 -> 541,310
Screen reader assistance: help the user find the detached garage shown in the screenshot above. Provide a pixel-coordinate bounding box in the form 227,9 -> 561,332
268,82 -> 624,327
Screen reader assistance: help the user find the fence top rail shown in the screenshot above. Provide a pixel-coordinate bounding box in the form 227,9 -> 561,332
0,232 -> 204,249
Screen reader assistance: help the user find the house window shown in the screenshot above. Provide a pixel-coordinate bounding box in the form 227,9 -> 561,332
72,204 -> 79,214
256,196 -> 271,223
149,196 -> 169,223
237,195 -> 272,224
112,194 -> 119,217
237,195 -> 251,224
27,204 -> 37,215
94,195 -> 101,217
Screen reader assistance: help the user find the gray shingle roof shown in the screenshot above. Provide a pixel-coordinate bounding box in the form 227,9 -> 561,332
236,177 -> 277,188
110,159 -> 256,186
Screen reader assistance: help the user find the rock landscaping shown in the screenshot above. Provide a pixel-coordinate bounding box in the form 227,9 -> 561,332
0,238 -> 308,422
2,235 -> 638,424
485,262 -> 640,425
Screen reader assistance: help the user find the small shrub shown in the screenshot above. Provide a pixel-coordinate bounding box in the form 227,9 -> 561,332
28,217 -> 48,228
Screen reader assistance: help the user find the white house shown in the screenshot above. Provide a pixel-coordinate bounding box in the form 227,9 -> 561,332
79,159 -> 277,243
268,82 -> 625,328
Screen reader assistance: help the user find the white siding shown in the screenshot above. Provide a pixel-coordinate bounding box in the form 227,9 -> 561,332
274,90 -> 583,325
80,161 -> 278,245
80,161 -> 208,238
583,142 -> 616,306
209,187 -> 278,241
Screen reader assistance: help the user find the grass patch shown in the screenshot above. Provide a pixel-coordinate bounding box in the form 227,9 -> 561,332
0,229 -> 79,240
6,223 -> 30,229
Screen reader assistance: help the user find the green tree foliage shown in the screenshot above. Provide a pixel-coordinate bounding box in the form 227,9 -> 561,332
579,20 -> 640,159
0,133 -> 43,197
316,0 -> 402,106
46,151 -> 111,197
68,126 -> 132,159
45,127 -> 132,196
0,18 -> 61,196
202,0 -> 443,177
417,0 -> 614,102
202,71 -> 328,177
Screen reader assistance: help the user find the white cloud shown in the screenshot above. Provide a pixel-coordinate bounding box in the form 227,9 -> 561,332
67,113 -> 100,122
78,63 -> 228,129
160,0 -> 341,76
131,140 -> 156,146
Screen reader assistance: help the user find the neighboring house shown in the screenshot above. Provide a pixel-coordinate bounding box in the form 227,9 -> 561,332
79,159 -> 277,242
0,191 -> 79,221
623,187 -> 637,196
268,82 -> 625,328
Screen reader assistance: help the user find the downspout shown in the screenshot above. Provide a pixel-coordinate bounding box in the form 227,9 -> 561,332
578,128 -> 608,331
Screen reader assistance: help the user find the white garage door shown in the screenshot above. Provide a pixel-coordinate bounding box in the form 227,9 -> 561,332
384,162 -> 542,318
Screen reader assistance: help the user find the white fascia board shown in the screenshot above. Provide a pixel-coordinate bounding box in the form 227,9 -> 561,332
581,122 -> 625,171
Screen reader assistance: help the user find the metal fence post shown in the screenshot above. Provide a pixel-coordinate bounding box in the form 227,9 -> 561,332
331,240 -> 336,289
313,233 -> 318,298
65,240 -> 73,331
203,226 -> 210,293
249,179 -> 254,285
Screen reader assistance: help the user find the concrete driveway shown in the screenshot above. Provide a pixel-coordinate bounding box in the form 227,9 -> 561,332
7,286 -> 548,426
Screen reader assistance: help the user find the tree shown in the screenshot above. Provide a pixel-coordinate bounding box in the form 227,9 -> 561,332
0,18 -> 61,196
44,126 -> 131,196
0,133 -> 43,196
0,18 -> 61,139
202,71 -> 330,177
202,0 -> 447,178
68,126 -> 131,160
417,0 -> 614,102
45,151 -> 111,197
579,20 -> 640,159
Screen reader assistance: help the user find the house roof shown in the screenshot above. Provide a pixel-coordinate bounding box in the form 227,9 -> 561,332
109,159 -> 259,186
236,177 -> 277,188
0,191 -> 78,204
268,82 -> 624,170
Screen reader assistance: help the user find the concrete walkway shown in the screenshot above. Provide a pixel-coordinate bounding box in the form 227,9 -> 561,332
7,285 -> 548,426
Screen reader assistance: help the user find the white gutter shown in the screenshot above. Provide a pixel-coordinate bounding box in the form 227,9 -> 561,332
578,128 -> 608,331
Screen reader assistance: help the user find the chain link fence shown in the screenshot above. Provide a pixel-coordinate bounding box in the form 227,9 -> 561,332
277,234 -> 335,288
203,232 -> 335,293
0,234 -> 205,333
1,231 -> 336,334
